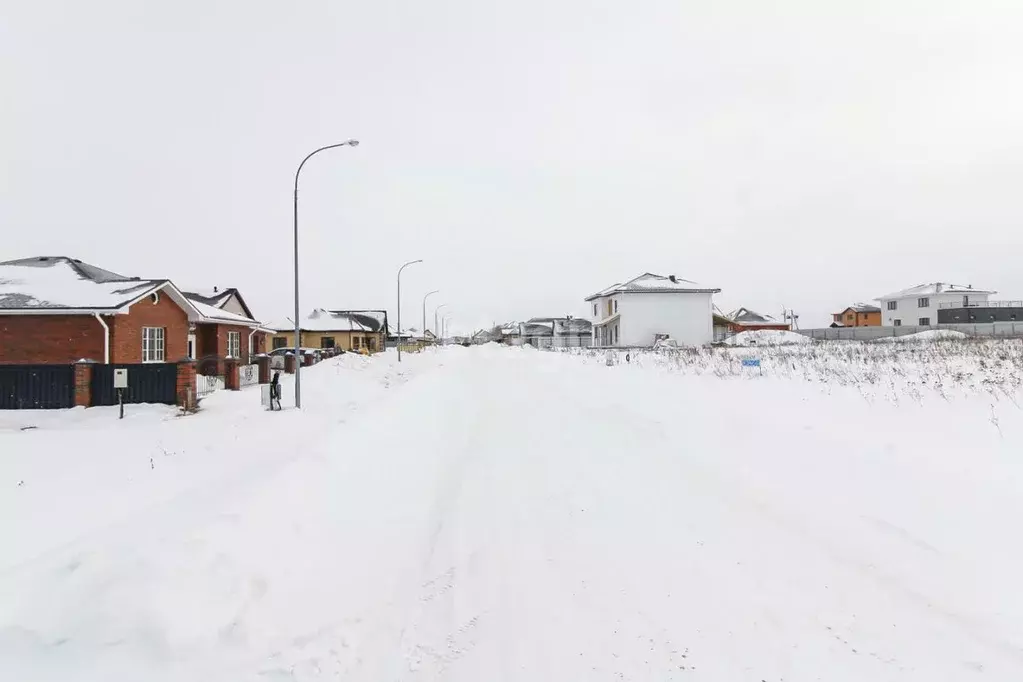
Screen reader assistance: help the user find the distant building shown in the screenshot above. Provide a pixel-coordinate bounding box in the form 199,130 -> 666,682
585,272 -> 721,347
876,283 -> 994,327
831,304 -> 881,328
518,317 -> 593,349
727,307 -> 790,332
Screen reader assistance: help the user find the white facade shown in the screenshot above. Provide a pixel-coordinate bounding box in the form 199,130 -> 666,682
877,283 -> 994,327
587,273 -> 719,347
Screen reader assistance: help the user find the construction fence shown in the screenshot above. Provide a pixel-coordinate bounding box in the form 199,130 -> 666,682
795,322 -> 1023,342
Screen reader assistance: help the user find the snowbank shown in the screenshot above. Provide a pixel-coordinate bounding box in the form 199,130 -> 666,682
873,329 -> 969,343
724,329 -> 812,346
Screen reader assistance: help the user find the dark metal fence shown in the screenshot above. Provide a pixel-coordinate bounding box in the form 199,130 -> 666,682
91,363 -> 177,406
0,365 -> 75,410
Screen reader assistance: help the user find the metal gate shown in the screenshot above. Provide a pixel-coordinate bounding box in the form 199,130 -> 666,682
0,365 -> 75,410
91,363 -> 177,406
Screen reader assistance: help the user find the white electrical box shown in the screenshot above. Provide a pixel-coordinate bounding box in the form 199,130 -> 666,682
113,368 -> 129,389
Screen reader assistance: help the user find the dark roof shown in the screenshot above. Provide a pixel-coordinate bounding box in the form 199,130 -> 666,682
328,309 -> 389,335
183,287 -> 255,319
0,256 -> 167,311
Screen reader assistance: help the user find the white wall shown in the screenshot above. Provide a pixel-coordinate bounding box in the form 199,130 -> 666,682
618,292 -> 714,347
879,292 -> 990,326
220,294 -> 250,318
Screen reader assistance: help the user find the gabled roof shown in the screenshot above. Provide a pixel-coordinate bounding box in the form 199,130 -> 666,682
327,309 -> 388,334
183,287 -> 256,320
585,272 -> 721,301
835,303 -> 881,314
728,307 -> 778,325
268,309 -> 378,333
876,282 -> 995,300
0,256 -> 168,312
0,256 -> 268,327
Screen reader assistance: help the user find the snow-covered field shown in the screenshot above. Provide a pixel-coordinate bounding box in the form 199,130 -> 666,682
3,343 -> 1023,680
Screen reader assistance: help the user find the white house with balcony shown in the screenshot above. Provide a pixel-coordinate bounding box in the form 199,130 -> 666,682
875,282 -> 995,327
585,272 -> 721,347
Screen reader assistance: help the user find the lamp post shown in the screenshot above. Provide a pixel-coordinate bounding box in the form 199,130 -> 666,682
293,139 -> 359,409
396,259 -> 423,362
422,290 -> 439,338
434,304 -> 448,344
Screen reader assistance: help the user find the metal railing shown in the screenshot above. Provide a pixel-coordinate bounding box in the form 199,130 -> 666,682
937,300 -> 1023,309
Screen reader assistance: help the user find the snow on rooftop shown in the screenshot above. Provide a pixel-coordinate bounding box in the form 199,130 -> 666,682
724,330 -> 812,346
189,300 -> 258,326
586,273 -> 720,300
0,258 -> 162,310
877,282 -> 996,300
267,310 -> 373,333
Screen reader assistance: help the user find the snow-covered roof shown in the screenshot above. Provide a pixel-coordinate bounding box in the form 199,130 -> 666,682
0,257 -> 269,328
728,307 -> 779,325
190,300 -> 260,326
267,309 -> 376,333
327,309 -> 387,333
585,273 -> 721,301
876,283 -> 995,300
0,256 -> 166,312
836,303 -> 881,314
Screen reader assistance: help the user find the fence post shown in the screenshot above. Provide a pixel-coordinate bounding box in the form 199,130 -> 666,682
74,361 -> 94,408
176,360 -> 197,409
257,355 -> 271,384
284,353 -> 297,374
224,358 -> 240,391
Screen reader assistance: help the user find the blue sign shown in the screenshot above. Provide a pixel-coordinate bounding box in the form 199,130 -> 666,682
741,358 -> 761,368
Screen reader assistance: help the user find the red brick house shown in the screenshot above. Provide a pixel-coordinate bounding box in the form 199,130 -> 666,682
183,287 -> 272,374
0,257 -> 268,366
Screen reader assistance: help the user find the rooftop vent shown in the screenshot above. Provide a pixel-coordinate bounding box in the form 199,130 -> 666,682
668,275 -> 677,283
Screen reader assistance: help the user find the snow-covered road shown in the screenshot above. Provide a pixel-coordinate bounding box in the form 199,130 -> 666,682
4,346 -> 1023,680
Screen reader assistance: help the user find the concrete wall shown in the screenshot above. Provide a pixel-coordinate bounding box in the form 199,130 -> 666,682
795,322 -> 1023,341
619,292 -> 714,347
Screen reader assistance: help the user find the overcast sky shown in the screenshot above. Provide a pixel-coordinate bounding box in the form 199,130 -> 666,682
4,1 -> 1022,332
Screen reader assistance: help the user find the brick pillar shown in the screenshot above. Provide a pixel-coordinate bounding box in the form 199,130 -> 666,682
284,353 -> 296,374
257,355 -> 271,384
176,360 -> 197,409
224,358 -> 240,390
303,353 -> 315,367
74,361 -> 93,407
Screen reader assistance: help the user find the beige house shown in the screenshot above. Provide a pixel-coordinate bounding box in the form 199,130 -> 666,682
268,309 -> 386,353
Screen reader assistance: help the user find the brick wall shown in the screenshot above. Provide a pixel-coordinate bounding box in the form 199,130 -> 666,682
108,291 -> 190,363
0,315 -> 106,364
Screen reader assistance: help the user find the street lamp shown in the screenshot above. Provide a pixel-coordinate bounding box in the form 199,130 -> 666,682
434,304 -> 448,343
293,139 -> 359,409
396,259 -> 423,362
422,290 -> 439,337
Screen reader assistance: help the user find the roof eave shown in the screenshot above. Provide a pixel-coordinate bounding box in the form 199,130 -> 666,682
0,306 -> 130,315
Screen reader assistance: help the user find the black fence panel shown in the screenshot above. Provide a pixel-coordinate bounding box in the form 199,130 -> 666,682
91,363 -> 177,406
0,365 -> 75,410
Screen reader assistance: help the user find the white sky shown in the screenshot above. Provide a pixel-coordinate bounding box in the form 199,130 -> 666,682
4,0 -> 1023,332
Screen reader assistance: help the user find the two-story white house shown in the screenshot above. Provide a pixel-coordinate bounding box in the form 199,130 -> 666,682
585,273 -> 721,347
875,282 -> 995,327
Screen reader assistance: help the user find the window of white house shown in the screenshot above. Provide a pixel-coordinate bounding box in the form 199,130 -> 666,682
887,301 -> 898,310
593,304 -> 597,316
918,317 -> 930,326
227,331 -> 241,358
614,300 -> 618,313
917,297 -> 929,308
142,327 -> 165,362
893,319 -> 902,326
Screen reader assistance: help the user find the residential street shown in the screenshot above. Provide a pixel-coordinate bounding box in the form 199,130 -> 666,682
3,347 -> 1023,681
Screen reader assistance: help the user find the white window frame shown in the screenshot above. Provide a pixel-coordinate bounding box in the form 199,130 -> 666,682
893,319 -> 902,327
226,331 -> 241,359
917,297 -> 929,308
142,327 -> 165,363
918,317 -> 931,326
887,301 -> 898,311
